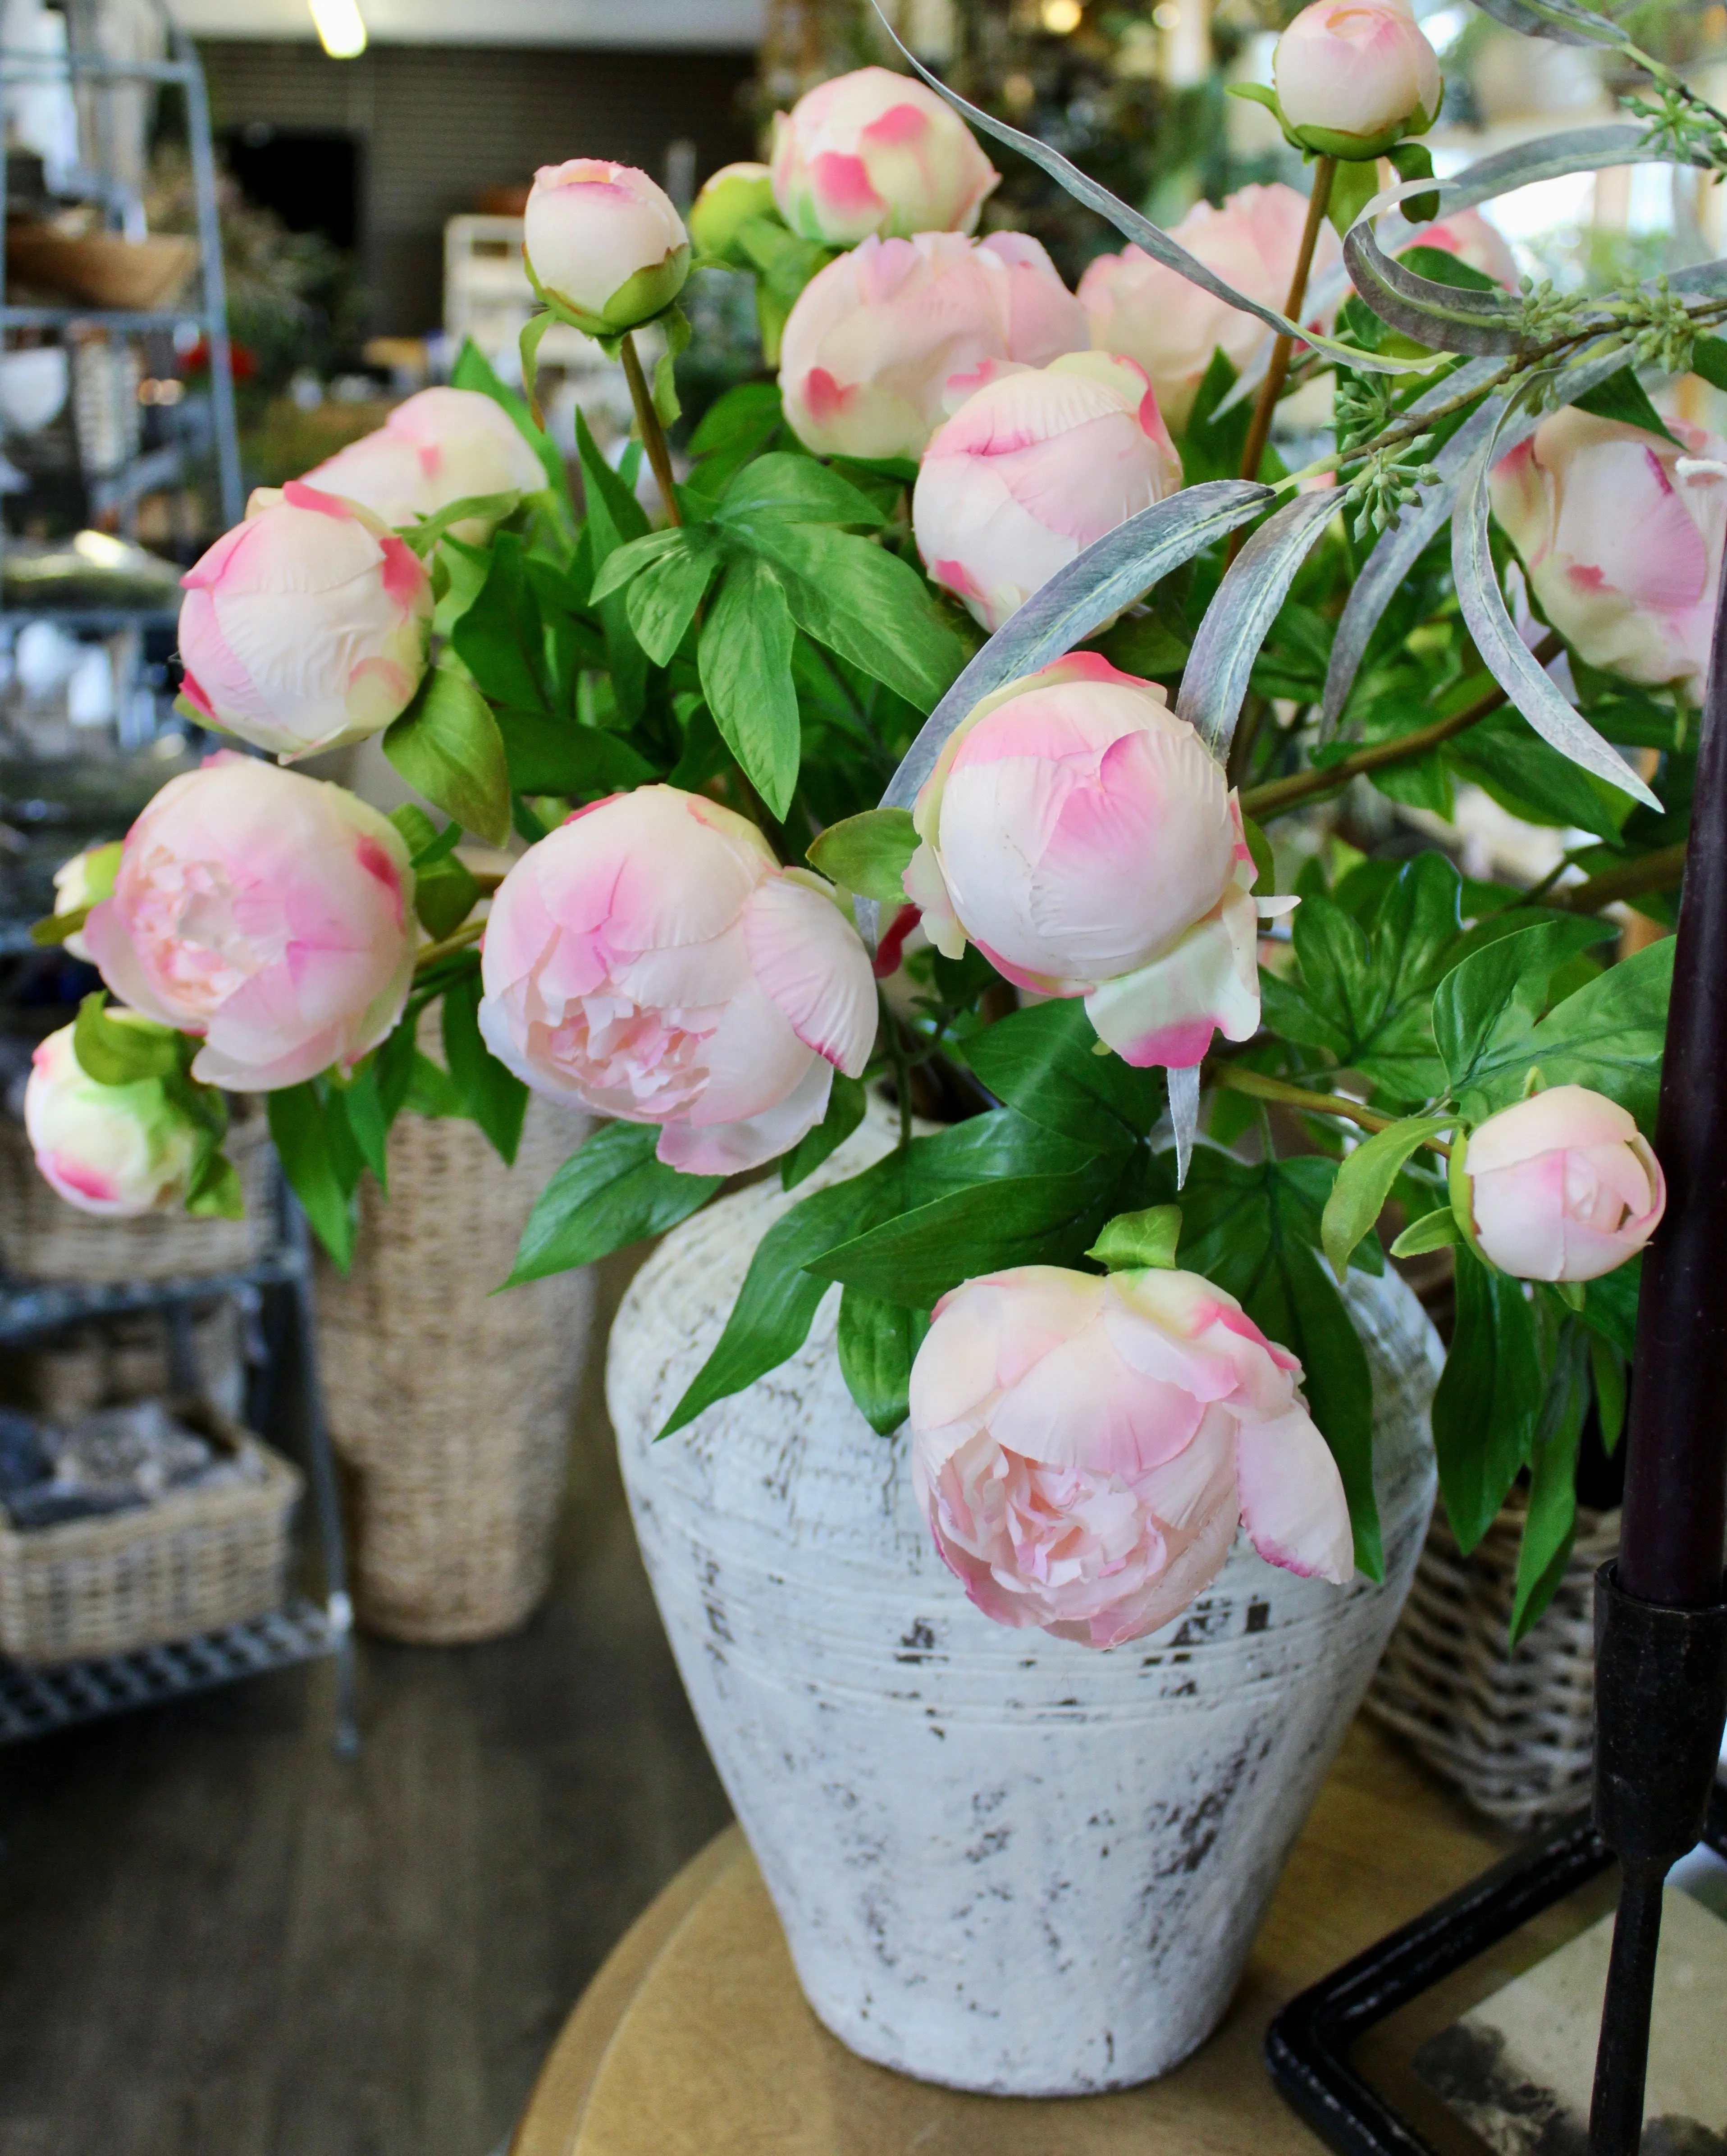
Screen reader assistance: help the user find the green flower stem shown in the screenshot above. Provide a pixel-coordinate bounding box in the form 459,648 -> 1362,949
1204,1061 -> 1453,1156
619,330 -> 682,529
1233,156 -> 1337,508
1549,840 -> 1687,916
1241,636 -> 1560,822
415,919 -> 486,970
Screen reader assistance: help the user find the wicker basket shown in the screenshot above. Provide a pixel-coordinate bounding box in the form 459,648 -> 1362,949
0,1405 -> 302,1665
315,1097 -> 594,1644
0,1108 -> 276,1285
1367,1488 -> 1619,1831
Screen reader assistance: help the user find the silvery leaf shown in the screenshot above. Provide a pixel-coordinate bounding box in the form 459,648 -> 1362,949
1169,1064 -> 1201,1192
1452,411 -> 1661,813
1469,0 -> 1624,46
1177,491 -> 1339,760
867,5 -> 1425,380
1343,219 -> 1528,355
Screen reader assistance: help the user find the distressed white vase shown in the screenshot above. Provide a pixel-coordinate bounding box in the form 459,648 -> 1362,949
608,1119 -> 1440,2096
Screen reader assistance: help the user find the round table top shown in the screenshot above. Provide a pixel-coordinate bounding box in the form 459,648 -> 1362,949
511,1720 -> 1509,2156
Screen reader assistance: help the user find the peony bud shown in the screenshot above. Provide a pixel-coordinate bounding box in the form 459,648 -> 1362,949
177,481 -> 433,761
1273,0 -> 1442,159
1455,1086 -> 1665,1284
1489,400 -> 1727,694
49,839 -> 121,961
523,159 -> 689,336
1404,206 -> 1517,289
770,65 -> 998,248
909,1263 -> 1353,1648
780,229 -> 1086,462
1078,184 -> 1340,432
913,351 -> 1181,632
477,785 -> 876,1175
902,654 -> 1288,1070
688,160 -> 778,266
82,754 -> 417,1093
304,387 -> 545,541
24,1021 -> 202,1218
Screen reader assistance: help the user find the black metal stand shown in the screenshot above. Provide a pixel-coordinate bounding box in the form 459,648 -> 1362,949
1265,1775 -> 1727,2156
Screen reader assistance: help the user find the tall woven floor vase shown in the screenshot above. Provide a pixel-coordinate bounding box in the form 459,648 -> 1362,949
315,1099 -> 593,1644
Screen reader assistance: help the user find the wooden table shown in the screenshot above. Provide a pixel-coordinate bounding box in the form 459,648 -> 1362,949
512,1721 -> 1524,2156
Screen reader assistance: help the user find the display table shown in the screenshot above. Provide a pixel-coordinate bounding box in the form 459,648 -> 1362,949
511,1720 -> 1508,2156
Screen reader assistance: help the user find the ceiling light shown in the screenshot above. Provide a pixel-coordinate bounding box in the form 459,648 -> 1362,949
309,0 -> 366,58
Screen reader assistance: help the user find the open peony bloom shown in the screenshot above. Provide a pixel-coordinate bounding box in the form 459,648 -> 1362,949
82,754 -> 417,1092
770,65 -> 998,247
1489,402 -> 1727,695
780,229 -> 1086,462
477,786 -> 877,1176
912,351 -> 1182,633
1078,184 -> 1340,432
903,654 -> 1290,1070
177,481 -> 433,760
909,1264 -> 1354,1648
1274,0 -> 1442,158
304,387 -> 545,540
1457,1086 -> 1665,1284
523,159 -> 690,335
1404,206 -> 1517,289
24,1022 -> 202,1218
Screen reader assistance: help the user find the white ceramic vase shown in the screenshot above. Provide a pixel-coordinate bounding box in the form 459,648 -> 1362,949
608,1118 -> 1440,2096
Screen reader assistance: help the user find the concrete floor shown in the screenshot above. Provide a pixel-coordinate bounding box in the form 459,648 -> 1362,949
0,1287 -> 731,2156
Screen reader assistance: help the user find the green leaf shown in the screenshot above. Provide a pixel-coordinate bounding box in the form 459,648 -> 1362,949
1513,936 -> 1674,1131
1509,1323 -> 1589,1647
660,1149 -> 916,1437
267,1085 -> 355,1270
450,530 -> 552,716
389,805 -> 479,940
624,530 -> 723,665
1087,1204 -> 1182,1272
1572,366 -> 1682,449
698,553 -> 800,818
1588,1328 -> 1626,1454
836,1289 -> 928,1436
1384,142 -> 1438,226
384,658 -> 512,848
715,451 -> 886,533
441,971 -> 528,1166
1579,1254 -> 1640,1359
398,490 -> 524,555
1430,1246 -> 1541,1553
1448,710 -> 1634,841
962,1000 -> 1163,1154
781,1072 -> 868,1191
1285,1243 -> 1382,1581
334,1058 -> 391,1189
406,1050 -> 465,1119
1693,334 -> 1727,395
575,407 -> 650,724
743,522 -> 966,712
805,808 -> 917,904
493,707 -> 656,800
509,1121 -> 720,1285
71,993 -> 183,1085
1321,1115 -> 1453,1281
184,1148 -> 245,1221
1433,917 -> 1617,1116
1389,1206 -> 1461,1258
651,303 -> 691,426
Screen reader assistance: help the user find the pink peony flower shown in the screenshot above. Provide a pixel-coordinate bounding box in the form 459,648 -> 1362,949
82,753 -> 417,1092
24,1021 -> 202,1218
304,386 -> 545,540
770,65 -> 998,247
902,654 -> 1288,1071
1489,401 -> 1727,693
909,1263 -> 1354,1648
780,229 -> 1087,462
523,159 -> 689,335
912,351 -> 1182,632
1458,1086 -> 1665,1283
1078,184 -> 1341,431
177,481 -> 433,760
1274,0 -> 1442,158
1403,206 -> 1517,289
476,785 -> 877,1175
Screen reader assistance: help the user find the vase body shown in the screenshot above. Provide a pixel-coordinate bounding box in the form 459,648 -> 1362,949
608,1121 -> 1439,2095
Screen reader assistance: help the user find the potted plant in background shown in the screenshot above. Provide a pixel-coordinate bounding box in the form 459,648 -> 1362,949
23,0 -> 1725,2097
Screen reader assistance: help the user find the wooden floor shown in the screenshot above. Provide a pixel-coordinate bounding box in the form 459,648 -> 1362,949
0,1263 -> 733,2156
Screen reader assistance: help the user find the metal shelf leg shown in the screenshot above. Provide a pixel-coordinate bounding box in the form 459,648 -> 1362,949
285,1198 -> 360,1760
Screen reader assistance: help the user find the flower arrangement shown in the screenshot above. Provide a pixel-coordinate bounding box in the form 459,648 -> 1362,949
31,0 -> 1727,1657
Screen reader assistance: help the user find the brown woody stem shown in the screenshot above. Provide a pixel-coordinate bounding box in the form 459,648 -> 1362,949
1232,156 -> 1336,515
1549,840 -> 1687,916
620,331 -> 682,528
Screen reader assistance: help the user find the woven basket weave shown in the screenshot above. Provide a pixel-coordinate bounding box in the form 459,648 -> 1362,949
0,1108 -> 275,1284
315,1098 -> 594,1644
1366,1488 -> 1619,1831
0,1406 -> 301,1665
